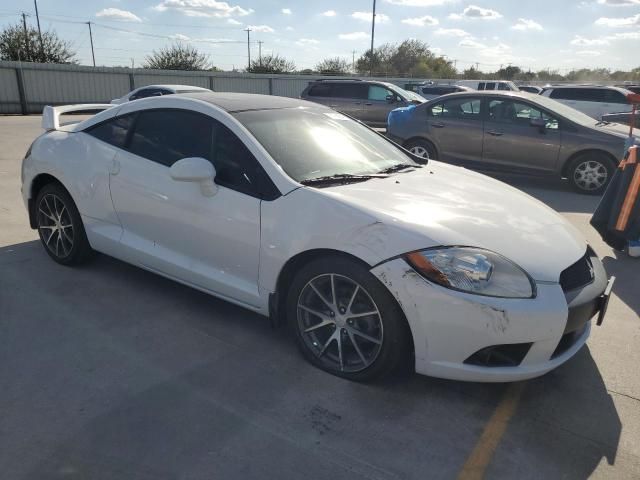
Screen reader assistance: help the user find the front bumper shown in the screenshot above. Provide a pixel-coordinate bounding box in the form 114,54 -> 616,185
371,256 -> 610,382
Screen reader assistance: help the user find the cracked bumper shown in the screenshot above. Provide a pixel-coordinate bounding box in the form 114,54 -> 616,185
371,258 -> 606,382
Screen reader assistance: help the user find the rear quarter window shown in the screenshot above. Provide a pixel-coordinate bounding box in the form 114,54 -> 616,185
307,84 -> 332,97
85,114 -> 135,148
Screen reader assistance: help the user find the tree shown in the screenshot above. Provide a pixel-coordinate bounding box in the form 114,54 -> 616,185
143,43 -> 209,70
494,65 -> 521,80
247,53 -> 296,74
315,57 -> 350,75
0,23 -> 75,63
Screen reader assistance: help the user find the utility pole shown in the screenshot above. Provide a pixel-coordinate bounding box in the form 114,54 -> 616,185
258,40 -> 263,66
244,28 -> 251,71
369,0 -> 376,76
352,50 -> 357,73
131,58 -> 135,69
33,0 -> 44,61
21,13 -> 31,61
87,22 -> 96,67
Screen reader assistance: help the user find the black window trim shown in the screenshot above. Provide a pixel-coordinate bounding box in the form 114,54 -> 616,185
85,107 -> 280,201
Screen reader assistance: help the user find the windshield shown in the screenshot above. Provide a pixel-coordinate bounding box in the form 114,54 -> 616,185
233,107 -> 418,182
533,95 -> 605,125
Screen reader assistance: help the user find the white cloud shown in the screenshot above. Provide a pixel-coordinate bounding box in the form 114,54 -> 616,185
296,38 -> 319,45
434,27 -> 471,37
511,18 -> 543,31
169,33 -> 190,40
596,0 -> 640,5
401,15 -> 438,26
611,31 -> 640,39
352,11 -> 391,23
282,8 -> 292,14
338,31 -> 369,40
575,50 -> 603,56
95,8 -> 142,22
322,10 -> 337,17
459,37 -> 513,60
384,0 -> 454,5
570,35 -> 610,46
449,5 -> 502,20
153,0 -> 253,18
247,24 -> 274,33
285,26 -> 294,31
595,14 -> 640,26
227,18 -> 242,25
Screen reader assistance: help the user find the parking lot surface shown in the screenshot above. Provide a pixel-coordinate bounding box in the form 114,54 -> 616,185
1,115 -> 639,480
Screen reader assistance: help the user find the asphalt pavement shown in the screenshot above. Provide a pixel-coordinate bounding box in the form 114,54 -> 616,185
1,115 -> 639,480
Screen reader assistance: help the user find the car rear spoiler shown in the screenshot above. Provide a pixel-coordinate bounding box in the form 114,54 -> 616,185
42,104 -> 113,131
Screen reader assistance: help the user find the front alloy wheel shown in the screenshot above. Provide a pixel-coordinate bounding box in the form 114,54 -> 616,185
573,160 -> 608,192
287,257 -> 410,381
297,273 -> 384,373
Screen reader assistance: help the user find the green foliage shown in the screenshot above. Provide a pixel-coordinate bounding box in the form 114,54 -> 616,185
355,40 -> 456,78
248,53 -> 296,74
0,23 -> 76,63
315,57 -> 350,75
144,43 -> 209,70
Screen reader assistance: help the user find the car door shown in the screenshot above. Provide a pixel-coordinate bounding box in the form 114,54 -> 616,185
109,108 -> 266,308
425,96 -> 484,164
362,84 -> 404,125
481,98 -> 561,173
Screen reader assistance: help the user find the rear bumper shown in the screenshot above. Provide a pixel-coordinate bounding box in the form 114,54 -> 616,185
371,256 -> 609,382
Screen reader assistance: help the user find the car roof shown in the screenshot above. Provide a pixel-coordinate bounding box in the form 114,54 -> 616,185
545,85 -> 629,93
179,91 -> 321,112
430,90 -> 533,99
137,84 -> 210,91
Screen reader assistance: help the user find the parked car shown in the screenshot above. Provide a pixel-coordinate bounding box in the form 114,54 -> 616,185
615,84 -> 640,95
387,91 -> 639,194
518,85 -> 543,94
23,92 -> 612,382
541,85 -> 633,120
601,111 -> 640,128
410,84 -> 474,100
456,80 -> 519,91
300,79 -> 424,127
110,84 -> 210,104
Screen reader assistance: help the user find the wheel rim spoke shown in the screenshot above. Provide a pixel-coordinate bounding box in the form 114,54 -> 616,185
38,193 -> 74,258
297,273 -> 383,373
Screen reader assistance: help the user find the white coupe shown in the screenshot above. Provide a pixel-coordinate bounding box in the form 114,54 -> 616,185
21,92 -> 613,382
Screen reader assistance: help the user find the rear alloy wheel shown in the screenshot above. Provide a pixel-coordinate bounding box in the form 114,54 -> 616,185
405,139 -> 437,160
568,153 -> 614,195
35,183 -> 94,265
287,257 -> 410,382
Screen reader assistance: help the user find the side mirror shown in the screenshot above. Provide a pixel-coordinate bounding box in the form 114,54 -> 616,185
386,94 -> 396,104
530,117 -> 546,128
170,157 -> 217,196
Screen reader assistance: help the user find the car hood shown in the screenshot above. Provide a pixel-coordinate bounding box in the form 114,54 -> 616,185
594,121 -> 639,140
322,162 -> 587,282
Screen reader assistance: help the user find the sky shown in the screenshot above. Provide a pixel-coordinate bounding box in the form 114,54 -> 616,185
2,0 -> 639,72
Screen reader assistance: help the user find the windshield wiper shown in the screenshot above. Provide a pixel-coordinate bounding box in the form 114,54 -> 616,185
300,173 -> 388,186
378,163 -> 421,174
595,120 -> 611,126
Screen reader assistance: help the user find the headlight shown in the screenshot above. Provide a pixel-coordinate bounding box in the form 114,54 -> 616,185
404,247 -> 535,299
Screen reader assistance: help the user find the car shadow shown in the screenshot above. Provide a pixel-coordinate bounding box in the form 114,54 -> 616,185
1,240 -> 623,479
602,252 -> 640,315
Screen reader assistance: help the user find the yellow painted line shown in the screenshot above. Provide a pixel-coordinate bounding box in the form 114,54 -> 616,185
457,382 -> 526,480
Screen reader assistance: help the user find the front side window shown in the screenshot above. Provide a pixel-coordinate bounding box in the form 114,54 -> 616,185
488,100 -> 559,129
368,85 -> 393,101
603,89 -> 628,104
128,109 -> 213,167
233,107 -> 417,183
429,98 -> 482,120
85,114 -> 135,148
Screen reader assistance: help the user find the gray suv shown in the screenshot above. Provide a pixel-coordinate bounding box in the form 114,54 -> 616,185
300,79 -> 424,127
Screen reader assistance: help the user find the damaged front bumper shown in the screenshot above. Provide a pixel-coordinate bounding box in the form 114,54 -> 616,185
371,256 -> 609,382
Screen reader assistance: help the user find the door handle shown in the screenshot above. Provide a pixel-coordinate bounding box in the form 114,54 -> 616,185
109,158 -> 120,175
364,103 -> 372,106
431,122 -> 445,128
487,130 -> 504,136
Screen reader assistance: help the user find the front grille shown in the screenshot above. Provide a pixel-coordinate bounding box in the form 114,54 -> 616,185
559,248 -> 595,293
552,323 -> 588,359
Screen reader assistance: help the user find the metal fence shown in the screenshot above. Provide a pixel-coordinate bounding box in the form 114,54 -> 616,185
0,60 -> 448,114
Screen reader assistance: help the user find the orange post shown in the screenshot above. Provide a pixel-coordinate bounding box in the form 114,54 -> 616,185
615,146 -> 640,232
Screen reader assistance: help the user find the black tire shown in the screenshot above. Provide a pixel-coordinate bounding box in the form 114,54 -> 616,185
35,183 -> 94,266
286,256 -> 411,382
405,138 -> 437,160
567,152 -> 615,195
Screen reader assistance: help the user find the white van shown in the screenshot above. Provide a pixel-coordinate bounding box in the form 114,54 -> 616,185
455,80 -> 519,91
541,85 -> 632,120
